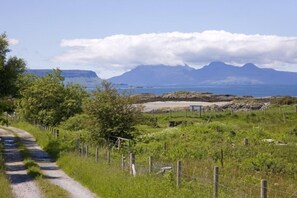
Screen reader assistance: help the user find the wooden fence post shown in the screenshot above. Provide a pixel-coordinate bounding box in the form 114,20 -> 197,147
118,139 -> 121,149
129,153 -> 136,176
107,150 -> 110,164
121,154 -> 125,170
243,138 -> 249,146
164,142 -> 167,154
80,143 -> 84,157
85,145 -> 88,157
261,179 -> 267,198
213,166 -> 219,198
176,160 -> 181,188
95,146 -> 98,162
148,156 -> 152,174
56,129 -> 59,139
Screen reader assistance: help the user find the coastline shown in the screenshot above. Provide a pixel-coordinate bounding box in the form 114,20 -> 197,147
140,101 -> 231,112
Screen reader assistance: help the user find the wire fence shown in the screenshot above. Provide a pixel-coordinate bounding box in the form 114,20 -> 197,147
76,143 -> 297,197
27,121 -> 297,198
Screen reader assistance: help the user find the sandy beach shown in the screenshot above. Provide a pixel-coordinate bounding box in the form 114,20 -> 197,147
140,101 -> 231,112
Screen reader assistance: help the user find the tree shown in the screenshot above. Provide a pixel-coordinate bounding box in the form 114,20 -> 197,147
83,81 -> 141,144
19,69 -> 88,126
0,33 -> 26,98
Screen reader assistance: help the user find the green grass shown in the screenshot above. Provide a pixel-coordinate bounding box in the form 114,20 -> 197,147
13,105 -> 297,197
57,152 -> 233,198
0,144 -> 13,198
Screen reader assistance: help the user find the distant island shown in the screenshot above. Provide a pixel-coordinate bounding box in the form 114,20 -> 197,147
26,62 -> 297,96
26,69 -> 101,91
108,61 -> 297,86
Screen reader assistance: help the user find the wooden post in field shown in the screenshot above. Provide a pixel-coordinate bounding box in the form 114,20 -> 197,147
56,129 -> 59,139
118,138 -> 121,149
107,150 -> 110,164
176,160 -> 181,188
129,153 -> 136,176
81,142 -> 84,157
199,106 -> 202,117
164,142 -> 167,154
121,154 -> 125,170
261,179 -> 267,198
95,146 -> 98,162
243,138 -> 249,146
213,166 -> 219,198
148,156 -> 152,174
85,145 -> 88,157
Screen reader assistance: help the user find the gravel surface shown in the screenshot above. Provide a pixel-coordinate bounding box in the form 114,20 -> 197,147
0,128 -> 44,198
6,126 -> 97,198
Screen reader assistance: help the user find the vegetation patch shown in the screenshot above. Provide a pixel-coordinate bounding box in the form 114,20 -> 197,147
0,144 -> 13,198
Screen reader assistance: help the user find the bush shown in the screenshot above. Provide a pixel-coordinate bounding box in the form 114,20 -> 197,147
59,114 -> 90,131
245,153 -> 286,173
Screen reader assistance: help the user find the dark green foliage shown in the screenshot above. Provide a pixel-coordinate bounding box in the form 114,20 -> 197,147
0,33 -> 26,98
83,81 -> 141,143
19,69 -> 88,126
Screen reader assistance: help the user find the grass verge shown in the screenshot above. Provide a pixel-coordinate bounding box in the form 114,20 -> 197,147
0,143 -> 13,198
13,133 -> 70,198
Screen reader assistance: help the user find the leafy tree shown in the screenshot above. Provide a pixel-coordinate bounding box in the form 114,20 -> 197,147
83,81 -> 141,144
19,69 -> 88,126
0,33 -> 26,98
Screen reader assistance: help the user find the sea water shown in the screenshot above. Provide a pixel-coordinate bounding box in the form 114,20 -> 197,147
119,85 -> 297,97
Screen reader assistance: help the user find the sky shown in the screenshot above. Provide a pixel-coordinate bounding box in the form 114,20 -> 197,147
1,0 -> 297,78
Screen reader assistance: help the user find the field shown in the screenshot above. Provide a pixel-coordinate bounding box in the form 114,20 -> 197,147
13,104 -> 297,197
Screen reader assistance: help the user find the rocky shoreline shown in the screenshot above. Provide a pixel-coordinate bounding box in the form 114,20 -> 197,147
132,91 -> 273,103
133,91 -> 294,113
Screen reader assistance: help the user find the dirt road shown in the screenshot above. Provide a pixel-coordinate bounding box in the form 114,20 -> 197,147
0,128 -> 44,198
1,127 -> 97,198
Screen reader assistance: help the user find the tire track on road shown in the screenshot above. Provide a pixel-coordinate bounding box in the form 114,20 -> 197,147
0,128 -> 44,198
6,126 -> 97,198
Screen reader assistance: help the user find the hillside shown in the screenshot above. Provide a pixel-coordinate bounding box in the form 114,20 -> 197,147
108,62 -> 297,86
27,69 -> 101,90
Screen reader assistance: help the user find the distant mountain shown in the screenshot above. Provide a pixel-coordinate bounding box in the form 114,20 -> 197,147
109,64 -> 196,85
108,62 -> 297,86
27,69 -> 101,90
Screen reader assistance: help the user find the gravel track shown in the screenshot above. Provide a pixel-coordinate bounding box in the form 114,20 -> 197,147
0,128 -> 44,198
6,126 -> 97,198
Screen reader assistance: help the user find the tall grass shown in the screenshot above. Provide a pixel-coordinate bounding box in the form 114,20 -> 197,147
0,144 -> 13,198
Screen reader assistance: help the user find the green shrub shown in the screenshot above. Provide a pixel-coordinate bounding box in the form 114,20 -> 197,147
59,114 -> 90,131
244,153 -> 286,173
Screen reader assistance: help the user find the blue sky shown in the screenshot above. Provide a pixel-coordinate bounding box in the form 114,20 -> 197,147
1,0 -> 297,78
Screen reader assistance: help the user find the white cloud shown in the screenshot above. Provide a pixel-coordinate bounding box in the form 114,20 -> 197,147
8,38 -> 19,45
54,30 -> 297,78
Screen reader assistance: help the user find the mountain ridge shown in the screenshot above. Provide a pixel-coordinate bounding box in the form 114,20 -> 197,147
108,62 -> 297,86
